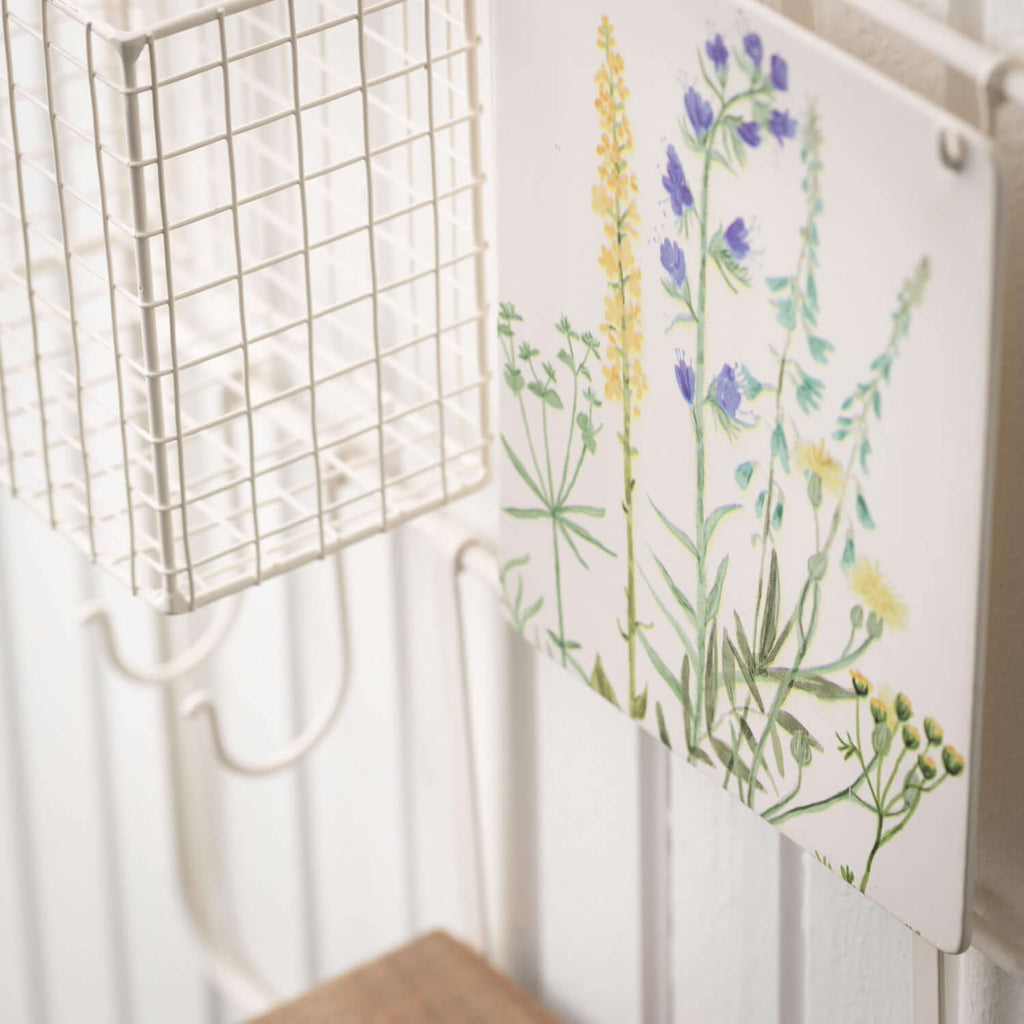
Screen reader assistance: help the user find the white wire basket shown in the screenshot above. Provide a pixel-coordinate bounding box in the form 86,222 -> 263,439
0,0 -> 490,612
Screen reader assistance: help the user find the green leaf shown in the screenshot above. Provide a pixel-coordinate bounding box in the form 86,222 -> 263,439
788,674 -> 857,702
521,596 -> 543,624
710,738 -> 765,792
703,505 -> 741,553
759,550 -> 781,662
771,422 -> 790,473
680,655 -> 695,742
807,335 -> 834,364
704,623 -> 719,737
807,472 -> 823,510
650,498 -> 698,558
559,517 -> 616,557
721,632 -> 736,705
706,556 -> 730,622
561,504 -> 605,518
856,492 -> 876,530
766,276 -> 791,293
860,439 -> 872,474
656,702 -> 672,750
650,551 -> 696,623
755,490 -> 767,518
774,298 -> 797,331
631,688 -> 649,721
690,746 -> 715,769
638,631 -> 683,703
500,553 -> 530,579
727,628 -> 763,712
503,507 -> 550,519
777,711 -> 823,751
772,498 -> 784,531
842,534 -> 856,569
504,365 -> 525,394
588,654 -> 620,708
872,389 -> 882,419
733,613 -> 755,676
735,462 -> 755,490
542,388 -> 564,411
501,436 -> 548,505
770,722 -> 785,778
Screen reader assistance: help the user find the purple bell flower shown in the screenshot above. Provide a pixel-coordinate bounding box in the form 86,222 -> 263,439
743,33 -> 763,68
724,217 -> 750,260
715,364 -> 742,419
737,121 -> 761,147
771,54 -> 788,91
674,351 -> 695,406
685,87 -> 714,141
662,145 -> 693,216
706,34 -> 728,72
660,238 -> 687,288
768,109 -> 797,143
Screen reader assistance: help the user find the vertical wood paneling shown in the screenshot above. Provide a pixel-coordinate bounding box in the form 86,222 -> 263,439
211,578 -> 308,1002
96,576 -> 208,1024
534,656 -> 643,1024
289,539 -> 407,974
670,759 -> 781,1024
803,855 -> 912,1024
0,498 -> 121,1024
0,499 -> 42,1024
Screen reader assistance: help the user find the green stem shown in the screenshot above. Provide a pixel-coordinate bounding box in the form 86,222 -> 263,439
552,517 -> 566,668
769,755 -> 879,825
748,579 -> 819,807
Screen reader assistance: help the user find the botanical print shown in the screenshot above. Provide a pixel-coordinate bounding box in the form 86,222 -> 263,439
497,6 -> 993,946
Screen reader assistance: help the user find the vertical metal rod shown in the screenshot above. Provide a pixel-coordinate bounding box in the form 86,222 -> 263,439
461,0 -> 491,478
216,13 -> 263,584
146,38 -> 196,609
422,0 -> 449,501
80,566 -> 134,1024
2,0 -> 54,520
778,840 -> 806,1024
912,933 -> 943,1024
284,0 -> 328,556
85,25 -> 139,595
638,734 -> 672,1024
120,53 -> 178,609
0,318 -> 14,493
356,0 -> 390,530
39,2 -> 96,559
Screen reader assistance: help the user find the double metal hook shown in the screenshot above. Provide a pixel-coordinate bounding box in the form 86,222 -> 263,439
80,551 -> 351,777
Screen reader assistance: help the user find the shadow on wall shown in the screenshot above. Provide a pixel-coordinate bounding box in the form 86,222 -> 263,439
977,99 -> 1024,936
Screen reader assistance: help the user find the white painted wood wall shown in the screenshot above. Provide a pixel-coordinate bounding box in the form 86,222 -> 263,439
1,1 -> 1022,1021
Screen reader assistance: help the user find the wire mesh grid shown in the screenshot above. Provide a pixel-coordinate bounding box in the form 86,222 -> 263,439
0,0 -> 490,612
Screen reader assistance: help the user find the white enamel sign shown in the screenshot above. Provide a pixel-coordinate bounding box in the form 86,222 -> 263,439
494,0 -> 1001,950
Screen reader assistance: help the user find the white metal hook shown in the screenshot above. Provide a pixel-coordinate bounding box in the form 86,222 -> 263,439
79,594 -> 244,686
978,52 -> 1024,135
180,551 -> 351,777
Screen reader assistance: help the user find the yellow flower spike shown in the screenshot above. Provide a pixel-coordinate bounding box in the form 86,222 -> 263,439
594,20 -> 645,718
849,558 -> 908,630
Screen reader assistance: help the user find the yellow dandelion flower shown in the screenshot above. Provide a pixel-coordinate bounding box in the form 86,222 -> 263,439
797,440 -> 845,497
849,559 -> 908,630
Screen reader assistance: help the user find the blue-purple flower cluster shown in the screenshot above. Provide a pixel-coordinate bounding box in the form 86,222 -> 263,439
673,350 -> 743,422
682,30 -> 795,149
659,29 -> 796,428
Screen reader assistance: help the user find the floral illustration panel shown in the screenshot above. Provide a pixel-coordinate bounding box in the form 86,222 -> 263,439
494,0 -> 1000,951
